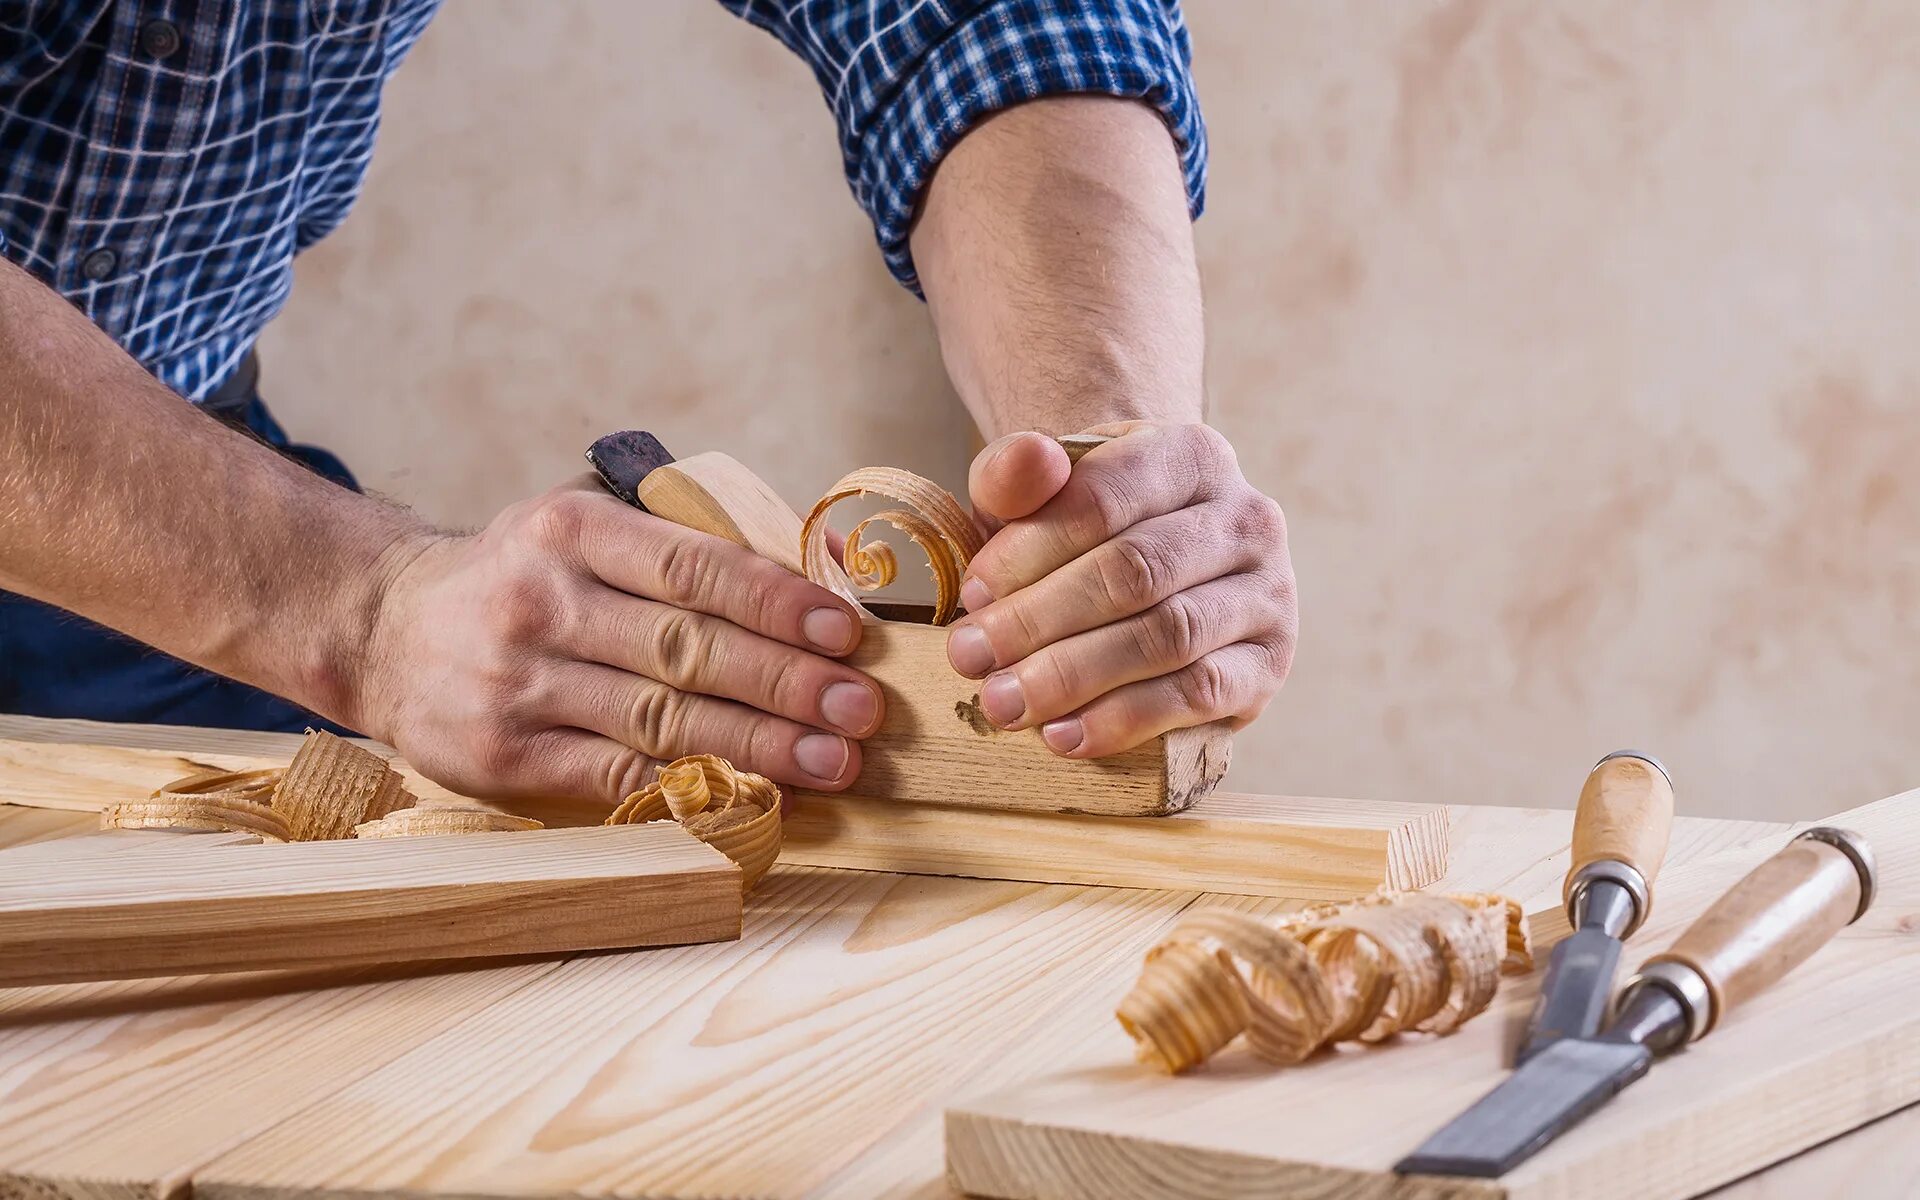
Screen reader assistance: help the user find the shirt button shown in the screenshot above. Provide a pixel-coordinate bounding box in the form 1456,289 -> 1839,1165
81,248 -> 119,281
139,20 -> 182,60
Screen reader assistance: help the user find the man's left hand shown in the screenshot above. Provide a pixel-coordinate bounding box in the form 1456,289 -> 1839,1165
945,422 -> 1297,757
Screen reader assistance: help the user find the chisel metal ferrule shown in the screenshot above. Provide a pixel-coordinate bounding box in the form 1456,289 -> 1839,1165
1617,960 -> 1713,1046
1796,826 -> 1879,924
1565,858 -> 1651,937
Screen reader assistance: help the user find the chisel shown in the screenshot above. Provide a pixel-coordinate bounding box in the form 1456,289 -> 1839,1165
1396,825 -> 1878,1179
1517,750 -> 1675,1063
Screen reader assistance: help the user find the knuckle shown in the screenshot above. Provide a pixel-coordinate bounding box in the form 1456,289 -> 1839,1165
648,608 -> 713,680
987,598 -> 1047,658
1025,650 -> 1079,712
602,747 -> 657,802
470,725 -> 528,779
527,490 -> 592,551
651,536 -> 715,608
1142,593 -> 1208,667
1091,533 -> 1166,614
625,681 -> 686,754
1074,472 -> 1136,542
1178,655 -> 1235,715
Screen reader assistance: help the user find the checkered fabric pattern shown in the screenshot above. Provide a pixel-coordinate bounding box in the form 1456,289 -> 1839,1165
721,0 -> 1207,290
0,1 -> 1205,402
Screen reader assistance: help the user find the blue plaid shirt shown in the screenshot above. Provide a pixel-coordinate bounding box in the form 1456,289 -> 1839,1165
0,1 -> 1205,403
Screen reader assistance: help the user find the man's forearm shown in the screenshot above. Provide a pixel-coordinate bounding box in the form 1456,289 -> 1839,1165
0,258 -> 429,724
912,95 -> 1205,438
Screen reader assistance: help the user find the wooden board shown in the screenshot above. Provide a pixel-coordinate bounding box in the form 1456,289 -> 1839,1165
636,450 -> 1232,817
786,789 -> 1451,898
0,824 -> 742,987
0,718 -> 1450,900
946,789 -> 1920,1200
0,796 -> 1789,1200
188,871 -> 1194,1200
0,828 -> 261,864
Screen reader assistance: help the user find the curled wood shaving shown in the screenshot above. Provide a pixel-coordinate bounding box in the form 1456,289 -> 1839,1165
354,805 -> 544,839
1116,892 -> 1533,1075
102,777 -> 292,842
275,729 -> 416,841
800,467 -> 985,625
607,754 -> 782,893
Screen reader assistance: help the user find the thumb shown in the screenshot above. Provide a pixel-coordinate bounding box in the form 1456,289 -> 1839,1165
968,431 -> 1072,526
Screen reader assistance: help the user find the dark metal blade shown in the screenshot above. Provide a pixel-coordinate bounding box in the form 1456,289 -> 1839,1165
1517,926 -> 1623,1064
585,431 -> 675,510
1394,1038 -> 1653,1178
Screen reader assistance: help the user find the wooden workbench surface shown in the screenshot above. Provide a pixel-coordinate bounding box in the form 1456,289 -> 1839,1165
0,744 -> 1905,1199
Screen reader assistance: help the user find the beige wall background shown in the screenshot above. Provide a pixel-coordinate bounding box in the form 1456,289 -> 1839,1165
262,1 -> 1920,823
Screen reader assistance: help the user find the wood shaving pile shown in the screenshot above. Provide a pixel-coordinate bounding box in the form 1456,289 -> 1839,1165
800,466 -> 984,625
1116,891 -> 1533,1074
607,753 -> 783,893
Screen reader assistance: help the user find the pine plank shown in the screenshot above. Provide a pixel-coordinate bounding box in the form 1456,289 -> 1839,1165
192,872 -> 1197,1200
0,827 -> 262,864
786,790 -> 1450,898
0,958 -> 578,1200
0,717 -> 1451,900
813,812 -> 1788,1199
945,791 -> 1920,1200
0,804 -> 99,850
0,824 -> 742,987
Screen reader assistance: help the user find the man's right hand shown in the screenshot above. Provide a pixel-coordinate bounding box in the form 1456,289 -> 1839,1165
354,476 -> 882,805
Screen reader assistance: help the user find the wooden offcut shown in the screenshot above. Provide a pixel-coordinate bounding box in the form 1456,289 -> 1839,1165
0,824 -> 742,988
785,789 -> 1450,898
0,718 -> 1447,900
635,450 -> 1232,817
945,790 -> 1920,1200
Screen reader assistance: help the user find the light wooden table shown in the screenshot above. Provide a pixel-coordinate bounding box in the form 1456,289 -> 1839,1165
0,794 -> 1906,1199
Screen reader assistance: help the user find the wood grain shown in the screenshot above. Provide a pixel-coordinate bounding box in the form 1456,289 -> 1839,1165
193,871 -> 1197,1200
1652,836 -> 1863,1033
0,718 -> 1440,899
0,716 -> 1824,1200
0,825 -> 742,987
946,789 -> 1920,1200
786,790 -> 1451,898
1568,752 -> 1675,905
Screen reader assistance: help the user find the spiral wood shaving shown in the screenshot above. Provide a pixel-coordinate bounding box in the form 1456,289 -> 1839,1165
274,729 -> 417,841
1116,891 -> 1532,1074
101,768 -> 293,841
606,754 -> 782,893
800,467 -> 984,625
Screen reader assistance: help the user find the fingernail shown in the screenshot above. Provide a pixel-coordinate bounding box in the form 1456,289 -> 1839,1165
947,623 -> 996,677
981,671 -> 1026,727
795,732 -> 850,782
821,681 -> 879,735
1042,717 -> 1085,755
960,578 -> 995,613
803,606 -> 855,653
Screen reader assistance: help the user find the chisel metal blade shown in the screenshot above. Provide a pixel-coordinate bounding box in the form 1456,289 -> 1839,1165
1394,1037 -> 1653,1178
1517,925 -> 1623,1063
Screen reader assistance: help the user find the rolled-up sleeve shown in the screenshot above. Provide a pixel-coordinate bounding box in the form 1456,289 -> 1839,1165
718,0 -> 1208,293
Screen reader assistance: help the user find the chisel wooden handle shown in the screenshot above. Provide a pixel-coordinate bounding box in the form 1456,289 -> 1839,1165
1563,751 -> 1675,930
1633,826 -> 1876,1041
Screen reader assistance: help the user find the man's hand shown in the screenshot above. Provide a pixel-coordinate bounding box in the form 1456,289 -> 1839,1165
945,423 -> 1295,758
356,477 -> 882,804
